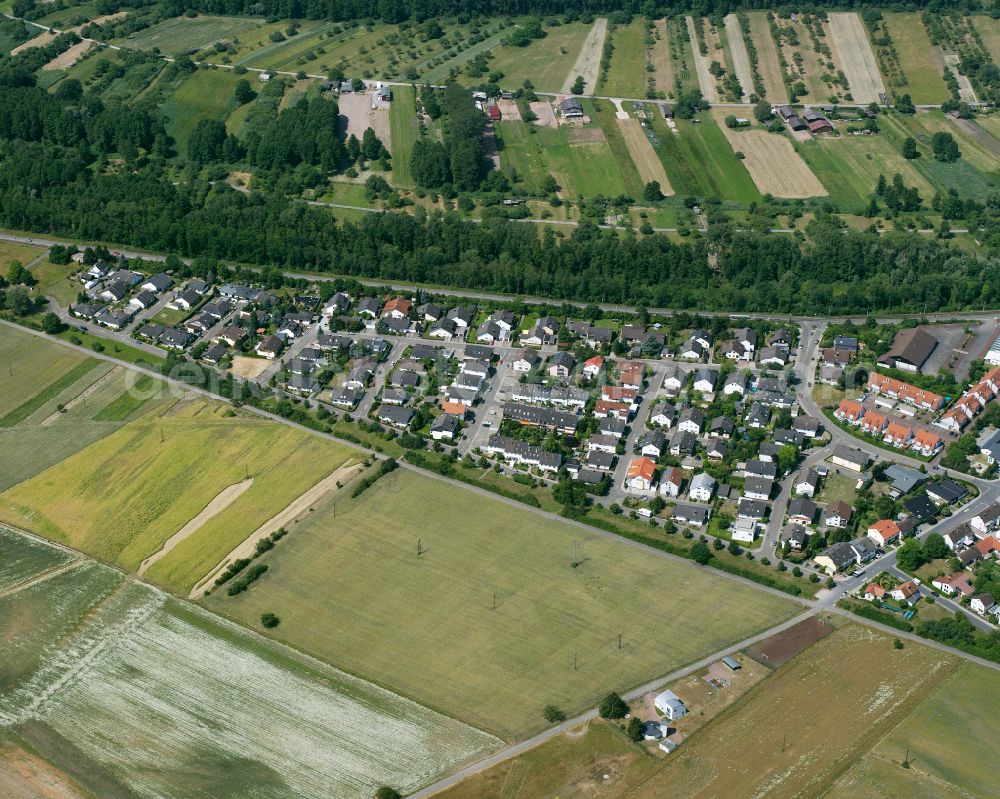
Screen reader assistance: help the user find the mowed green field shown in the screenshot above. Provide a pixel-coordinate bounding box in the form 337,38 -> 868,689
0,544 -> 498,798
596,19 -> 649,97
0,396 -> 352,592
0,326 -> 90,419
591,99 -> 645,197
28,259 -> 80,308
495,119 -> 550,192
0,363 -> 167,493
480,21 -> 592,93
883,13 -> 949,104
390,84 -> 418,186
647,111 -> 760,203
830,661 -> 1000,798
535,122 -> 629,200
209,468 -> 798,739
162,68 -> 246,155
114,14 -> 266,55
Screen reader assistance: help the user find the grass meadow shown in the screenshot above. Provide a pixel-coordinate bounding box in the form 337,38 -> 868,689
0,396 -> 351,591
647,111 -> 760,204
0,537 -> 499,798
210,468 -> 798,739
0,241 -> 44,273
625,624 -> 956,798
883,13 -> 949,104
830,661 -> 1000,798
114,14 -> 267,55
480,21 -> 592,93
390,84 -> 418,185
162,68 -> 247,156
0,326 -> 91,418
596,19 -> 649,97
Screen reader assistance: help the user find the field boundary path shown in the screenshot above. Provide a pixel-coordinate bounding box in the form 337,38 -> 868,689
0,559 -> 82,599
137,478 -> 255,576
686,16 -> 718,103
723,14 -> 753,103
562,17 -> 607,94
190,461 -> 363,596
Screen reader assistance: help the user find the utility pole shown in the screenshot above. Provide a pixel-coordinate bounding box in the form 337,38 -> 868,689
491,592 -> 496,611
618,633 -> 623,651
574,651 -> 577,670
417,537 -> 422,557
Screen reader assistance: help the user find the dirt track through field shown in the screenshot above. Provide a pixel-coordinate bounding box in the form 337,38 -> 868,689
190,461 -> 362,597
138,478 -> 255,575
562,17 -> 607,94
723,14 -> 753,102
686,16 -> 718,103
40,366 -> 120,427
618,118 -> 673,194
828,12 -> 886,104
714,116 -> 826,198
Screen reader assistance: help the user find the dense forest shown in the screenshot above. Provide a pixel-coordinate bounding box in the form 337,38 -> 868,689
1,27 -> 1000,315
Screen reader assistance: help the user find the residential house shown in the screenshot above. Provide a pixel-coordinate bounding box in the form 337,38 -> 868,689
654,690 -> 688,721
737,498 -> 768,521
662,366 -> 685,394
677,407 -> 705,435
822,500 -> 853,529
732,517 -> 757,543
512,348 -> 541,372
671,504 -> 709,527
706,438 -> 727,460
860,410 -> 888,435
932,573 -> 974,598
904,494 -> 937,524
746,403 -> 771,429
429,414 -> 459,441
783,523 -> 809,551
710,415 -> 734,439
867,373 -> 944,411
787,498 -> 817,525
659,466 -> 684,498
586,450 -> 616,472
926,480 -> 968,506
688,472 -> 715,502
693,369 -> 717,394
626,458 -> 657,491
835,399 -> 865,424
972,593 -> 997,616
830,445 -> 869,472
255,335 -> 284,359
649,401 -> 677,429
868,519 -> 901,547
885,464 -> 926,497
99,280 -> 129,303
484,435 -> 561,473
141,273 -> 173,294
640,430 -> 667,459
723,372 -> 747,397
793,416 -> 820,438
582,355 -> 604,378
862,583 -> 887,602
744,477 -> 773,502
942,524 -> 976,552
794,470 -> 820,497
758,346 -> 787,367
504,403 -> 578,434
669,430 -> 697,457
972,503 -> 1000,535
745,459 -> 778,480
883,421 -> 913,448
911,429 -> 943,457
547,351 -> 576,378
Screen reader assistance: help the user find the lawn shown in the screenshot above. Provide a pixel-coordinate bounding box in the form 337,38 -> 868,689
481,21 -> 592,93
830,661 -> 1000,798
0,396 -> 352,592
0,543 -> 499,798
0,240 -> 44,273
597,19 -> 649,97
28,259 -> 79,308
883,12 -> 949,104
0,326 -> 91,419
161,68 -> 246,156
625,624 -> 956,798
647,112 -> 760,204
389,84 -> 418,186
150,306 -> 190,327
818,473 -> 859,507
797,128 -> 936,211
208,468 -> 798,739
114,14 -> 267,56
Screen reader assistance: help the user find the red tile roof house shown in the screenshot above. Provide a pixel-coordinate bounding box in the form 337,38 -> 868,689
626,457 -> 657,492
860,410 -> 888,434
835,399 -> 865,424
868,519 -> 902,547
883,421 -> 913,449
862,583 -> 886,602
911,429 -> 943,457
867,373 -> 945,411
381,295 -> 412,319
582,356 -> 604,378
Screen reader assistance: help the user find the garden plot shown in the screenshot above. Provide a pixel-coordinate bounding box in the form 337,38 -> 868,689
714,116 -> 826,198
0,545 -> 499,799
828,12 -> 887,104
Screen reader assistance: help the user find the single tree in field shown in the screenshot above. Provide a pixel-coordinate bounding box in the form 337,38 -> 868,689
626,716 -> 645,742
571,75 -> 585,95
543,704 -> 566,723
902,137 -> 919,159
374,788 -> 401,799
643,181 -> 664,202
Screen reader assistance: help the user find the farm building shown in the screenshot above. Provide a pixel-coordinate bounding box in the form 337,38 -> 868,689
486,104 -> 501,122
786,115 -> 807,131
560,98 -> 584,119
660,103 -> 673,119
876,327 -> 938,372
372,82 -> 391,109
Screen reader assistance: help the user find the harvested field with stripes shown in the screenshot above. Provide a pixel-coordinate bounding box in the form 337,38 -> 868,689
715,117 -> 826,198
828,12 -> 887,104
619,117 -> 672,194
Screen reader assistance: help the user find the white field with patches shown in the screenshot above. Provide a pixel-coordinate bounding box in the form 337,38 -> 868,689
0,550 -> 499,798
